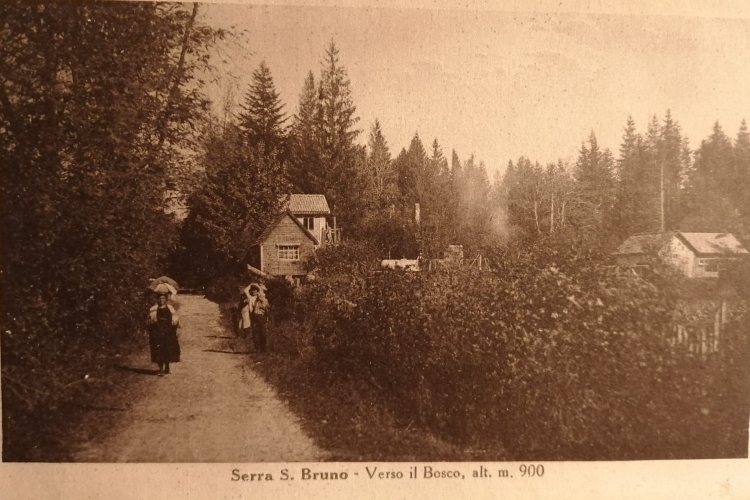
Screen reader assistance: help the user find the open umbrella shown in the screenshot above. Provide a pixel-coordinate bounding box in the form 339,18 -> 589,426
150,276 -> 179,290
151,282 -> 177,296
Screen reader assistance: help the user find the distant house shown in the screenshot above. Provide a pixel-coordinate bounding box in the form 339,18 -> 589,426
246,210 -> 319,278
613,232 -> 749,278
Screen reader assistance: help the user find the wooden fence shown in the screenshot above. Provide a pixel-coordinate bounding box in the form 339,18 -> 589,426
669,300 -> 729,356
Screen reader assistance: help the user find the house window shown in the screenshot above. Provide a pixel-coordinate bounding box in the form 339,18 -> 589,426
302,217 -> 314,230
698,258 -> 720,272
277,245 -> 300,260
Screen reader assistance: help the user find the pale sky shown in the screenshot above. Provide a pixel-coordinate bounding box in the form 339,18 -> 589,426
200,2 -> 750,178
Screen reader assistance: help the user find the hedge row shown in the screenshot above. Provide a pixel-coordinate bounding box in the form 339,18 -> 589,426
278,243 -> 749,459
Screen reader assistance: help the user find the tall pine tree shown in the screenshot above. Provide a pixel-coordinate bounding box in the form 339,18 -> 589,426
287,41 -> 363,227
657,110 -> 688,231
683,122 -> 739,231
317,41 -> 362,217
365,119 -> 394,207
574,132 -> 616,238
613,116 -> 658,236
237,61 -> 288,159
288,71 -> 323,194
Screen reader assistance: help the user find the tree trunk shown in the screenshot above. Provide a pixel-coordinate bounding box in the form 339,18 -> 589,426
550,192 -> 554,234
156,3 -> 199,151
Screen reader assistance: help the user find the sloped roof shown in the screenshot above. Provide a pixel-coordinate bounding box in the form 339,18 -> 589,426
614,231 -> 748,256
613,232 -> 673,255
285,194 -> 330,215
679,233 -> 749,255
251,210 -> 319,246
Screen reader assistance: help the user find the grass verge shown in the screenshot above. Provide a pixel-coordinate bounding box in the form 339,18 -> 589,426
217,302 -> 508,461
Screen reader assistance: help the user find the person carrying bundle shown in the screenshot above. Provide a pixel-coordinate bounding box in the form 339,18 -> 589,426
146,284 -> 181,375
242,283 -> 270,352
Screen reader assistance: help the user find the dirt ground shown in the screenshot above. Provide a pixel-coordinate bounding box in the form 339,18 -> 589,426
72,295 -> 327,462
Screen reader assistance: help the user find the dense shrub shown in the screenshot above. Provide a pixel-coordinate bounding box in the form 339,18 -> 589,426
307,239 -> 382,276
277,244 -> 749,459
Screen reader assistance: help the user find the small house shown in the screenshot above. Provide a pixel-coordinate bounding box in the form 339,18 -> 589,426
614,231 -> 748,278
246,210 -> 319,278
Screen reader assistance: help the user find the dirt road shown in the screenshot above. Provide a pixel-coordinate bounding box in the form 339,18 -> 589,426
73,295 -> 326,462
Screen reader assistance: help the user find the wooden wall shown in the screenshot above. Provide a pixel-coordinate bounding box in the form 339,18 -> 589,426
665,236 -> 696,277
258,216 -> 316,277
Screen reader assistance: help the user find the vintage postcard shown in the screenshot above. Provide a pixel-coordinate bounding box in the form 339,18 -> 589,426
1,0 -> 749,498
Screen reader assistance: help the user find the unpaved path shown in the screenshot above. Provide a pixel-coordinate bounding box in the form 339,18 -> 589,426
74,295 -> 326,462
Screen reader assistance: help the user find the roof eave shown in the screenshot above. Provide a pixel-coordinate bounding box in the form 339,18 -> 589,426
252,210 -> 319,246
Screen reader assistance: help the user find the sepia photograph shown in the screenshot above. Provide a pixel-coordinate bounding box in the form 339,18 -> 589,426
1,0 -> 749,495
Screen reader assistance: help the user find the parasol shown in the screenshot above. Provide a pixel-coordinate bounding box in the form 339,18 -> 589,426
150,276 -> 179,290
150,282 -> 177,297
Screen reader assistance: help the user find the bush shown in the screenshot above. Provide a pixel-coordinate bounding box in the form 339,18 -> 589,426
274,243 -> 749,459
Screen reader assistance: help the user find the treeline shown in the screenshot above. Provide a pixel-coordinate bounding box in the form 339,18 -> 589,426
0,2 -> 224,459
501,114 -> 750,249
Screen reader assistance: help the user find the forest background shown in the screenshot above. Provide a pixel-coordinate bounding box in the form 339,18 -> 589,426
2,1 -> 750,460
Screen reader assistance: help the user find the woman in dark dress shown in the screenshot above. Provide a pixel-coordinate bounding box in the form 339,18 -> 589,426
147,292 -> 181,375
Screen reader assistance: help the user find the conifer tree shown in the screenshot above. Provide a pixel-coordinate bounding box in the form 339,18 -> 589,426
430,139 -> 453,248
237,61 -> 287,159
443,149 -> 463,245
396,133 -> 428,204
429,139 -> 448,182
317,41 -> 362,214
683,122 -> 738,231
288,71 -> 323,194
365,119 -> 394,206
614,116 -> 658,236
287,41 -> 363,225
455,154 -> 492,250
574,132 -> 616,236
451,150 -> 463,180
657,110 -> 688,231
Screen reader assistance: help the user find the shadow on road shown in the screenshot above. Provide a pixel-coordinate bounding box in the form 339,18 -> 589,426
204,335 -> 236,340
202,349 -> 247,355
113,364 -> 161,376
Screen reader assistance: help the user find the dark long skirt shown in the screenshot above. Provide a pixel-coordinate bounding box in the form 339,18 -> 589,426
149,327 -> 181,364
251,314 -> 268,352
